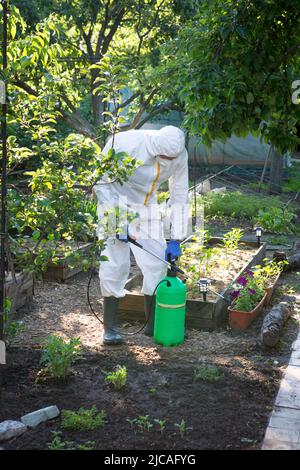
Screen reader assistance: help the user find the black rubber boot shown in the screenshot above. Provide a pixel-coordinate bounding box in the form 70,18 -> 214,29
103,297 -> 124,345
144,295 -> 155,337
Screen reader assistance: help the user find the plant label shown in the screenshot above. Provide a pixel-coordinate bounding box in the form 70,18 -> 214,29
0,340 -> 6,364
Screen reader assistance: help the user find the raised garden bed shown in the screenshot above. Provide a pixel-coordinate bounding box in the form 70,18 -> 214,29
16,240 -> 94,282
5,271 -> 34,315
42,242 -> 93,282
117,238 -> 266,330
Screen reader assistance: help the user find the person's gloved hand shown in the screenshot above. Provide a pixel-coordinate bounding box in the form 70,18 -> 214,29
165,240 -> 181,262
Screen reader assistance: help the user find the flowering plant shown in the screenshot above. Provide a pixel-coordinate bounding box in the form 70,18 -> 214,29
230,271 -> 265,312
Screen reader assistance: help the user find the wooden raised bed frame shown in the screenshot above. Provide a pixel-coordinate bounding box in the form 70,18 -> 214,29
5,271 -> 34,315
42,242 -> 93,282
117,238 -> 267,331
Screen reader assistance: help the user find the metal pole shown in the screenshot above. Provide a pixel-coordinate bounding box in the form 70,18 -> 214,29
0,0 -> 8,343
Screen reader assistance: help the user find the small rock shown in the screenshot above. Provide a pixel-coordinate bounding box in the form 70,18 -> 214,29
21,405 -> 60,428
0,421 -> 27,442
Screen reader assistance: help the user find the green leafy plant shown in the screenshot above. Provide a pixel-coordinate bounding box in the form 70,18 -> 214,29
135,415 -> 153,433
154,418 -> 167,434
104,365 -> 127,390
194,364 -> 224,383
254,207 -> 296,234
5,320 -> 27,339
40,335 -> 82,379
174,419 -> 192,438
223,228 -> 244,253
253,259 -> 287,289
61,406 -> 107,431
48,431 -> 95,450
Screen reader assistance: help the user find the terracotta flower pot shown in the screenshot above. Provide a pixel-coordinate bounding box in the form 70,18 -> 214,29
228,293 -> 268,331
263,273 -> 281,306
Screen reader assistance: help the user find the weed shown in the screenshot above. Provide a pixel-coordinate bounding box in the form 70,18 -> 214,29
104,365 -> 127,390
61,406 -> 107,431
194,364 -> 224,383
40,334 -> 82,379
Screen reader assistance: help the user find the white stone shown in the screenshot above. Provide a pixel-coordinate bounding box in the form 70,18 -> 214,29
21,406 -> 60,428
0,421 -> 27,441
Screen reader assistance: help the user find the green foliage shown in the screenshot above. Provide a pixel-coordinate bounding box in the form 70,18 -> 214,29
282,168 -> 300,193
162,0 -> 300,154
61,406 -> 107,431
133,415 -> 153,433
194,365 -> 224,383
198,191 -> 285,222
174,419 -> 192,438
48,431 -> 95,450
5,320 -> 27,339
104,365 -> 127,390
223,228 -> 244,253
157,191 -> 170,204
254,207 -> 296,234
40,335 -> 82,379
253,259 -> 287,289
154,418 -> 167,434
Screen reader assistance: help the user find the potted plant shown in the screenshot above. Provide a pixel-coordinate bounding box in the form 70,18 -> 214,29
228,271 -> 267,331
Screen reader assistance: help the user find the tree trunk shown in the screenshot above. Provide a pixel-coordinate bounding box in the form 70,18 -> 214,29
269,146 -> 283,194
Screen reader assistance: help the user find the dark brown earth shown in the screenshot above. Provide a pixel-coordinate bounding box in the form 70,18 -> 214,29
1,258 -> 299,450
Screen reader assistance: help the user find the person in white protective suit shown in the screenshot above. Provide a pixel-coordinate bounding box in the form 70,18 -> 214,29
94,125 -> 189,345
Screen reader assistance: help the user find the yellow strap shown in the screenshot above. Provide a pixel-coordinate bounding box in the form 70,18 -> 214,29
144,162 -> 161,206
157,302 -> 186,309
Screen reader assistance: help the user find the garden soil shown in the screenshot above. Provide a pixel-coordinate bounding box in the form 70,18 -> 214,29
1,269 -> 300,450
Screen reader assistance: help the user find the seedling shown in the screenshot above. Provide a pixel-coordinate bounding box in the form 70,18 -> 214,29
48,431 -> 95,450
40,334 -> 82,379
174,419 -> 192,438
194,364 -> 224,383
104,365 -> 127,390
154,418 -> 167,434
136,415 -> 153,433
61,406 -> 107,431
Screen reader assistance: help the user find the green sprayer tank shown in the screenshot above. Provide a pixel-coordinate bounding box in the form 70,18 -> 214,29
154,270 -> 187,347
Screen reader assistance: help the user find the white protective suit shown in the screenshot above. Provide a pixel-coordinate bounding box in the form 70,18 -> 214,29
94,126 -> 189,298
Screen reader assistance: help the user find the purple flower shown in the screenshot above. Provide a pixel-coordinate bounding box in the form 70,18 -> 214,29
237,276 -> 248,287
246,271 -> 254,277
248,288 -> 256,295
230,290 -> 241,299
